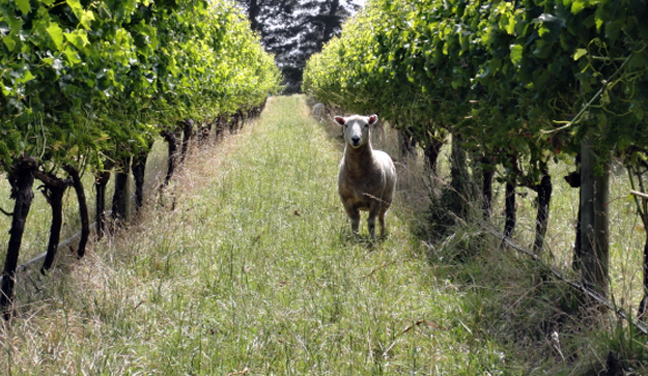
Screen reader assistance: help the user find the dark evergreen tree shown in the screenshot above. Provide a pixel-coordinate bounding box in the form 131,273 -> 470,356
237,0 -> 360,93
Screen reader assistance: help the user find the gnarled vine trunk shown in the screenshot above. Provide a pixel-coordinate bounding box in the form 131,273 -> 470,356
424,136 -> 444,175
132,146 -> 150,216
35,171 -> 70,274
1,157 -> 37,320
160,129 -> 179,187
94,171 -> 111,239
398,126 -> 417,158
447,133 -> 469,219
180,119 -> 194,163
503,178 -> 516,238
532,170 -> 552,254
63,165 -> 89,259
111,157 -> 130,223
481,156 -> 494,220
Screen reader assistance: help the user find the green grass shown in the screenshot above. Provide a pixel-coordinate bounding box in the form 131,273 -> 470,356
1,96 -> 512,375
3,95 -> 648,374
0,133 -> 169,264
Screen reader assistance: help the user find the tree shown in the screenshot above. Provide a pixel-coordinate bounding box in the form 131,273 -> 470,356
236,0 -> 360,92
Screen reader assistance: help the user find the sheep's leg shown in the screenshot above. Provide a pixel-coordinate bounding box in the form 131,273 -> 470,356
367,215 -> 376,239
378,209 -> 387,237
351,215 -> 360,236
344,204 -> 361,237
368,204 -> 382,240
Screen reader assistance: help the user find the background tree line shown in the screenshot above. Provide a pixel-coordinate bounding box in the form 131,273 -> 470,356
236,0 -> 362,93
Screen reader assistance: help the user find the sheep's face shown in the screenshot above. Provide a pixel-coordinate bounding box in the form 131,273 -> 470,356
334,114 -> 378,149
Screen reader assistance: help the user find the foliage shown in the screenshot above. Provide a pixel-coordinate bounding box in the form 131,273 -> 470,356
1,96 -> 515,374
236,0 -> 359,92
304,0 -> 648,176
0,0 -> 281,174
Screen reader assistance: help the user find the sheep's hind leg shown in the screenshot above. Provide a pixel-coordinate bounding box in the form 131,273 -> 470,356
367,215 -> 376,240
368,205 -> 381,240
378,206 -> 389,238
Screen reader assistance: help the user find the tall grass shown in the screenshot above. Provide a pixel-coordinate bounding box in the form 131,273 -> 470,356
0,134 -> 169,264
1,96 -> 514,375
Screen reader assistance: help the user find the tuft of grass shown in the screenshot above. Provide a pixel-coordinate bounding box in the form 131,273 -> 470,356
1,95 -> 512,375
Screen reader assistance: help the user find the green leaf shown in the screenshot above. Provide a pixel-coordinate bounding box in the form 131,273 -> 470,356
66,0 -> 83,17
46,22 -> 64,50
2,35 -> 16,52
64,30 -> 89,50
66,0 -> 95,29
571,0 -> 586,15
64,45 -> 82,64
510,44 -> 523,66
17,70 -> 34,84
79,10 -> 95,29
15,0 -> 30,14
573,48 -> 587,60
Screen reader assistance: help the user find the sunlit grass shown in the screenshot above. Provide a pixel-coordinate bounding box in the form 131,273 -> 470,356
1,96 -> 513,375
0,135 -> 169,264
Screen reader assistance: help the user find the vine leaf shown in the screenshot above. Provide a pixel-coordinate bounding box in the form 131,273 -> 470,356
46,22 -> 64,50
16,0 -> 30,15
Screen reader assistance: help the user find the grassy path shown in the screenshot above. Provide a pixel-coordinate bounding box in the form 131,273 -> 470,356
2,96 -> 509,375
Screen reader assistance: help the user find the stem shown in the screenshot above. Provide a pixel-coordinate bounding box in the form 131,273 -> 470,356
35,171 -> 69,274
111,157 -> 130,223
63,165 -> 89,259
1,158 -> 37,320
160,130 -> 178,186
481,156 -> 494,220
532,171 -> 552,254
94,171 -> 110,239
132,149 -> 149,215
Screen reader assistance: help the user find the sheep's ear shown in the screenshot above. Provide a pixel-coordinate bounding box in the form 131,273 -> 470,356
333,116 -> 345,126
368,114 -> 379,125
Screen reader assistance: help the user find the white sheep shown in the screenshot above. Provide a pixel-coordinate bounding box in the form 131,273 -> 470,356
334,114 -> 397,239
312,103 -> 325,120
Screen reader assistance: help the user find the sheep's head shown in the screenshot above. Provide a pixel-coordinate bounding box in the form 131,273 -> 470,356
334,114 -> 378,149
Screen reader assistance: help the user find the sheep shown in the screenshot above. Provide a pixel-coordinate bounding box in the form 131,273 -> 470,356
334,114 -> 397,239
312,103 -> 325,120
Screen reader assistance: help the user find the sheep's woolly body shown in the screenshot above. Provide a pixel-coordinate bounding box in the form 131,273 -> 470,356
335,114 -> 396,239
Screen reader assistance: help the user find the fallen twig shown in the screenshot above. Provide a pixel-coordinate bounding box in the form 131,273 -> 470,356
363,260 -> 398,278
631,190 -> 648,200
382,320 -> 444,358
226,368 -> 249,376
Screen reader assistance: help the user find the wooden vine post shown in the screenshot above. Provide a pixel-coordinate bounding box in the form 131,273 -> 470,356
579,135 -> 610,302
628,184 -> 648,318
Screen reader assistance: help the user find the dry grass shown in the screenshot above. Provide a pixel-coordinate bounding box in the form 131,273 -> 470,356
2,95 -> 647,375
0,95 -> 513,375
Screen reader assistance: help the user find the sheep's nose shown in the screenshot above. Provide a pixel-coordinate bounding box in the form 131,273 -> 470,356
351,136 -> 361,145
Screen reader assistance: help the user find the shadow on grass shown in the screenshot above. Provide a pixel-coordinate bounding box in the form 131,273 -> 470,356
419,197 -> 648,375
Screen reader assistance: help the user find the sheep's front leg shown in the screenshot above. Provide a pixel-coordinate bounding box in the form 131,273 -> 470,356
344,203 -> 361,237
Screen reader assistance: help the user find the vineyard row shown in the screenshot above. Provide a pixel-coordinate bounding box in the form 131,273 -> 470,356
0,0 -> 281,319
304,0 -> 648,313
